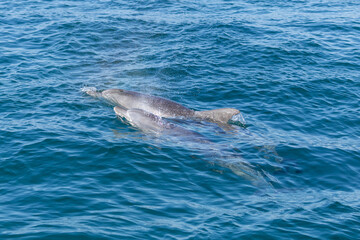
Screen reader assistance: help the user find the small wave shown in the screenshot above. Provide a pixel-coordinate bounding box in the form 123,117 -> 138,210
230,112 -> 246,125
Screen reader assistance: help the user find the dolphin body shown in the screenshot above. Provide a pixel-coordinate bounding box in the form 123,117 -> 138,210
86,89 -> 240,124
113,106 -> 209,142
113,106 -> 271,186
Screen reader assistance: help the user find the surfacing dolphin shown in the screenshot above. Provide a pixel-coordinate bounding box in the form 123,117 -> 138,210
86,88 -> 240,124
114,106 -> 209,142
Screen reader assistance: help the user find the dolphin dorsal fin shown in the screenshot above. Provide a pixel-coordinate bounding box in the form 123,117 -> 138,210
194,108 -> 240,123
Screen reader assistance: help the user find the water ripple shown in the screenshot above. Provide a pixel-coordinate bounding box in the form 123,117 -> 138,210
1,0 -> 360,239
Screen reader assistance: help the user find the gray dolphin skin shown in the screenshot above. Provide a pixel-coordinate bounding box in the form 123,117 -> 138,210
114,106 -> 208,141
86,89 -> 240,124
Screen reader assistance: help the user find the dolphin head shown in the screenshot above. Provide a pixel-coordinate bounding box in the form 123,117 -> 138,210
103,89 -> 142,110
114,106 -> 129,120
103,89 -> 127,106
114,107 -> 165,133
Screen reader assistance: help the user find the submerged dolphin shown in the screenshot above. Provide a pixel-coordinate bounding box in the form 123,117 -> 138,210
114,106 -> 208,142
86,88 -> 240,124
113,106 -> 271,186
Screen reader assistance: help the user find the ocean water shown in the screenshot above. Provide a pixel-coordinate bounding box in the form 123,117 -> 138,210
1,0 -> 360,239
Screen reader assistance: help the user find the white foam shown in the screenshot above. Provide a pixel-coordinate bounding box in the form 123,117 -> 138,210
231,112 -> 246,125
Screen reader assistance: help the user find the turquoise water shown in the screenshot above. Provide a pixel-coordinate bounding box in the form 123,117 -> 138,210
1,0 -> 360,239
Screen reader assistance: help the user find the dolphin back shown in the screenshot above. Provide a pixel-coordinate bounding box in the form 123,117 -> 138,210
194,108 -> 240,124
84,87 -> 240,124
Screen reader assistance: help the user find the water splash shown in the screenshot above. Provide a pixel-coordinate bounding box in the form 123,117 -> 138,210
230,112 -> 246,126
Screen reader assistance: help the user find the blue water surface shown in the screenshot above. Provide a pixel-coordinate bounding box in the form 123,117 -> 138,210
1,0 -> 360,239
